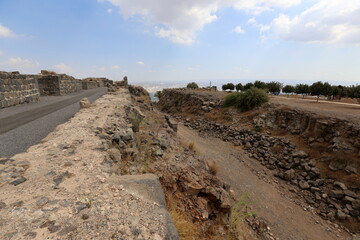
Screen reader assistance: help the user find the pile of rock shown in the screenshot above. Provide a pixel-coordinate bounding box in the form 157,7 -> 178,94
184,118 -> 360,223
254,108 -> 360,159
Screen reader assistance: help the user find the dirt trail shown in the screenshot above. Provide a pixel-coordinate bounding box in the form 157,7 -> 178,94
178,124 -> 351,240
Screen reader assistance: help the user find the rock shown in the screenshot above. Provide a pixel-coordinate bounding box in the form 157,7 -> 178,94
24,232 -> 37,238
125,106 -> 145,132
334,181 -> 347,190
344,162 -> 358,174
165,115 -> 178,132
75,202 -> 89,214
80,98 -> 91,108
329,159 -> 347,171
352,200 -> 360,210
344,190 -> 358,198
329,190 -> 344,199
108,148 -> 121,163
10,177 -> 27,186
284,169 -> 296,180
36,197 -> 49,207
0,201 -> 6,209
292,150 -> 308,158
337,210 -> 347,220
298,180 -> 310,189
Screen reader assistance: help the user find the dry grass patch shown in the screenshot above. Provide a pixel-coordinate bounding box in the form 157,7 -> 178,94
207,160 -> 218,175
167,196 -> 202,240
188,142 -> 195,152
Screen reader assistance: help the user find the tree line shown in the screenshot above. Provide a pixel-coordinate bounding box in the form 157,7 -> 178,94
221,81 -> 360,101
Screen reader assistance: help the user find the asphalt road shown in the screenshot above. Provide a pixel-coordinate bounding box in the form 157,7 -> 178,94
0,87 -> 107,158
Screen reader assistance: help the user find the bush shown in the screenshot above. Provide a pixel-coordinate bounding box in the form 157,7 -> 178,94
186,82 -> 199,89
223,88 -> 268,111
223,92 -> 241,107
237,88 -> 269,111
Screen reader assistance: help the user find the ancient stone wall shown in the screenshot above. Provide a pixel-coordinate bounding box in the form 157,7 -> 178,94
83,78 -> 107,88
0,71 -> 40,109
37,75 -> 60,96
59,75 -> 82,95
82,80 -> 98,90
38,74 -> 82,96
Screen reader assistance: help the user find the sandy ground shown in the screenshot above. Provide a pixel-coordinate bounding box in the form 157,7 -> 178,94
270,96 -> 360,124
178,124 -> 352,240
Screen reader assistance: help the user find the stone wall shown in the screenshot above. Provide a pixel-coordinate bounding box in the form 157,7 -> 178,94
83,78 -> 108,87
38,74 -> 82,96
0,71 -> 40,109
82,80 -> 98,90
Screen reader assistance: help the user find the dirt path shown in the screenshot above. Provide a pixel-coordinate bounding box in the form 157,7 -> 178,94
178,124 -> 351,240
271,96 -> 360,124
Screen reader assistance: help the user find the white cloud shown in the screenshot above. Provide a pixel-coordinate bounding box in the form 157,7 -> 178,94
100,0 -> 300,44
111,65 -> 121,69
248,18 -> 256,24
232,26 -> 245,34
0,57 -> 39,68
137,61 -> 144,65
0,50 -> 3,56
53,63 -> 71,72
272,0 -> 360,45
107,8 -> 113,14
0,24 -> 17,38
247,17 -> 270,35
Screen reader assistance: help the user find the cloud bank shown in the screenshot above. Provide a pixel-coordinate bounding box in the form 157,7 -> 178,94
100,0 -> 300,44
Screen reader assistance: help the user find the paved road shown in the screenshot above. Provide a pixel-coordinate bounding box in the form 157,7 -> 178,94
0,87 -> 107,158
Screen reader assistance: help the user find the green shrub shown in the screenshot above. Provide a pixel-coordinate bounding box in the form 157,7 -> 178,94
186,82 -> 199,89
223,88 -> 268,111
223,92 -> 241,107
237,88 -> 268,111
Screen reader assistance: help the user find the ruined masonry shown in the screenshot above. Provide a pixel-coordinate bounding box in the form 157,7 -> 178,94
0,71 -> 114,109
0,71 -> 40,109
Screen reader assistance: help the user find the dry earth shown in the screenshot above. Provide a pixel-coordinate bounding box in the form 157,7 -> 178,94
177,124 -> 352,240
271,96 -> 360,124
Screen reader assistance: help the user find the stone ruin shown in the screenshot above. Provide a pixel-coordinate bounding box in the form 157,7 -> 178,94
0,71 -> 40,108
0,70 -> 117,109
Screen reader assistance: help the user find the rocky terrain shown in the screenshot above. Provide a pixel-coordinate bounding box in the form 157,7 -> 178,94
158,88 -> 360,238
0,85 -> 265,240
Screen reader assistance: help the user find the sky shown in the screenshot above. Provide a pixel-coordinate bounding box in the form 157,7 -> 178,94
0,0 -> 360,89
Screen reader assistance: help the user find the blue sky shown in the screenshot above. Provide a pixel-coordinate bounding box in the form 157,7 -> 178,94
0,0 -> 360,89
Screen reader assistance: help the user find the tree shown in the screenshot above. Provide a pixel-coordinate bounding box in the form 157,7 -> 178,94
310,81 -> 333,102
187,82 -> 199,89
235,83 -> 244,92
266,81 -> 283,94
294,84 -> 310,98
283,85 -> 295,94
254,80 -> 267,89
347,85 -> 360,103
244,82 -> 254,90
222,83 -> 235,91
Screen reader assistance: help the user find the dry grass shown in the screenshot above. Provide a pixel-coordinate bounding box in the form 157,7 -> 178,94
188,142 -> 195,151
167,196 -> 202,240
207,160 -> 218,175
227,195 -> 256,240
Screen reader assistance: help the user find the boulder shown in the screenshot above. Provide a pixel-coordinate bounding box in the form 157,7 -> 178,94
80,98 -> 91,108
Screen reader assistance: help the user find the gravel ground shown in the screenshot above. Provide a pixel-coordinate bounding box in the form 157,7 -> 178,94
0,88 -> 106,158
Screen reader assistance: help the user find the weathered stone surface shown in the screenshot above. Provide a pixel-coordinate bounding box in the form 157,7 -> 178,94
80,98 -> 91,108
0,71 -> 40,109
